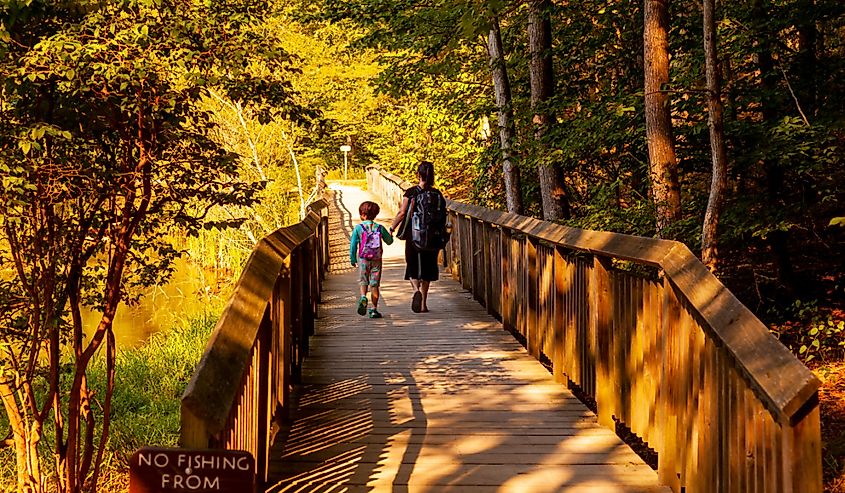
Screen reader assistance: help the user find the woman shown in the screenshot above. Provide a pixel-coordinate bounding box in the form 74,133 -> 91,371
389,161 -> 444,313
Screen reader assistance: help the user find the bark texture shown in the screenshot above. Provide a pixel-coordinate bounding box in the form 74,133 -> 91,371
701,0 -> 729,272
529,0 -> 567,220
488,15 -> 523,215
643,0 -> 681,236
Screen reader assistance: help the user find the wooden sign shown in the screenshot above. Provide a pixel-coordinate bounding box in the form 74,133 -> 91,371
129,447 -> 254,493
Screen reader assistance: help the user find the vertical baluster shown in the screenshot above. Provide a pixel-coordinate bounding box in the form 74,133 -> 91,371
517,236 -> 527,341
755,402 -> 766,493
699,336 -> 715,491
491,226 -> 501,317
658,282 -> 681,491
644,280 -> 657,448
582,259 -> 595,399
568,256 -> 579,387
591,256 -> 613,428
719,350 -> 730,492
461,217 -> 472,291
525,237 -> 539,358
482,224 -> 491,315
553,246 -> 566,383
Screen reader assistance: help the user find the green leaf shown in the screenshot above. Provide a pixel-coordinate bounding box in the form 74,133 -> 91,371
829,217 -> 845,227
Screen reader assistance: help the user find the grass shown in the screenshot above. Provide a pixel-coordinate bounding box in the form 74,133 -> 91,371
0,314 -> 217,492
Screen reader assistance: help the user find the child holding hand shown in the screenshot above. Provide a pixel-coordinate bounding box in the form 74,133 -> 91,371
350,201 -> 394,318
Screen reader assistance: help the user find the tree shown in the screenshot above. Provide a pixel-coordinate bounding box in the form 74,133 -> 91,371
488,12 -> 523,215
0,1 -> 303,491
528,0 -> 567,220
701,0 -> 729,271
643,0 -> 681,236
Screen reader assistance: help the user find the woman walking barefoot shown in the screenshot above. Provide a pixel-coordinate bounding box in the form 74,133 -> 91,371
389,161 -> 446,313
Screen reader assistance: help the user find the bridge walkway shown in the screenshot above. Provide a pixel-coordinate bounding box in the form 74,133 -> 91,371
265,184 -> 669,492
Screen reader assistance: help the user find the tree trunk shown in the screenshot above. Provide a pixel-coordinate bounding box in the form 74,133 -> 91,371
528,0 -> 567,221
643,0 -> 681,237
487,14 -> 523,215
701,0 -> 729,272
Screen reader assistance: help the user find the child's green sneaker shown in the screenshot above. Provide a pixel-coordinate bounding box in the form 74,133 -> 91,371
356,296 -> 368,316
368,308 -> 383,319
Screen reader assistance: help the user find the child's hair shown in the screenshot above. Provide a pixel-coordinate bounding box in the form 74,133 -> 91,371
359,201 -> 380,220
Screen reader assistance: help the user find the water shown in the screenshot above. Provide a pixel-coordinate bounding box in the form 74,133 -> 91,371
82,257 -> 231,348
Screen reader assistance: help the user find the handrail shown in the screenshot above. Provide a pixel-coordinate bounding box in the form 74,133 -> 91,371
179,198 -> 330,485
367,166 -> 822,493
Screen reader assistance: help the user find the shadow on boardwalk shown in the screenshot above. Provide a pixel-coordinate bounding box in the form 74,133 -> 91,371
266,185 -> 668,493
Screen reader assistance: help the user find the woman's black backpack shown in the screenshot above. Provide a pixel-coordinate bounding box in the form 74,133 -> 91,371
411,187 -> 450,251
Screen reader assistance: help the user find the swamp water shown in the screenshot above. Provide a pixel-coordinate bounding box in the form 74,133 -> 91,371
82,256 -> 231,347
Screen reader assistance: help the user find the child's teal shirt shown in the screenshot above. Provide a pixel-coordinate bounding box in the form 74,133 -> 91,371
349,220 -> 394,264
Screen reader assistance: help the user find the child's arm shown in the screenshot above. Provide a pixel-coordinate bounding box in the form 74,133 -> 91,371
349,225 -> 361,265
380,224 -> 394,245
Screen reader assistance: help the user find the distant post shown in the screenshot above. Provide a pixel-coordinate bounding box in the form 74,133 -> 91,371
340,145 -> 352,180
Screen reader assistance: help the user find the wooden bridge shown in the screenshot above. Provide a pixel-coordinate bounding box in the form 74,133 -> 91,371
179,169 -> 822,492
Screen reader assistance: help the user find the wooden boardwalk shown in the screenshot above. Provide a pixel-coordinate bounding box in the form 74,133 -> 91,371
266,185 -> 669,493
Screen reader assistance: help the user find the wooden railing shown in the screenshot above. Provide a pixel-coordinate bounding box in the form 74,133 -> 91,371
180,198 -> 329,484
367,167 -> 822,493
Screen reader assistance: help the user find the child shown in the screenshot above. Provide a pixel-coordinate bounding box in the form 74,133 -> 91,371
350,201 -> 394,318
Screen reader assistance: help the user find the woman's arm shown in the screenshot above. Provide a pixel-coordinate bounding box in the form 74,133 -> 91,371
390,197 -> 410,232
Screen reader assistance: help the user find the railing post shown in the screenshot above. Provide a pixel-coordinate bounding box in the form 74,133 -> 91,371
256,312 -> 271,484
272,263 -> 293,422
591,256 -> 614,429
180,408 -> 211,449
447,212 -> 460,281
501,228 -> 516,333
783,402 -> 822,493
291,248 -> 304,383
488,225 -> 501,317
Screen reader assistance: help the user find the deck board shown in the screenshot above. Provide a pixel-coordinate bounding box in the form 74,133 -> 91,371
266,185 -> 669,493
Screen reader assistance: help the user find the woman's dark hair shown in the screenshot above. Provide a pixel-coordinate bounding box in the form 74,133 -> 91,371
359,201 -> 380,220
417,161 -> 435,189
